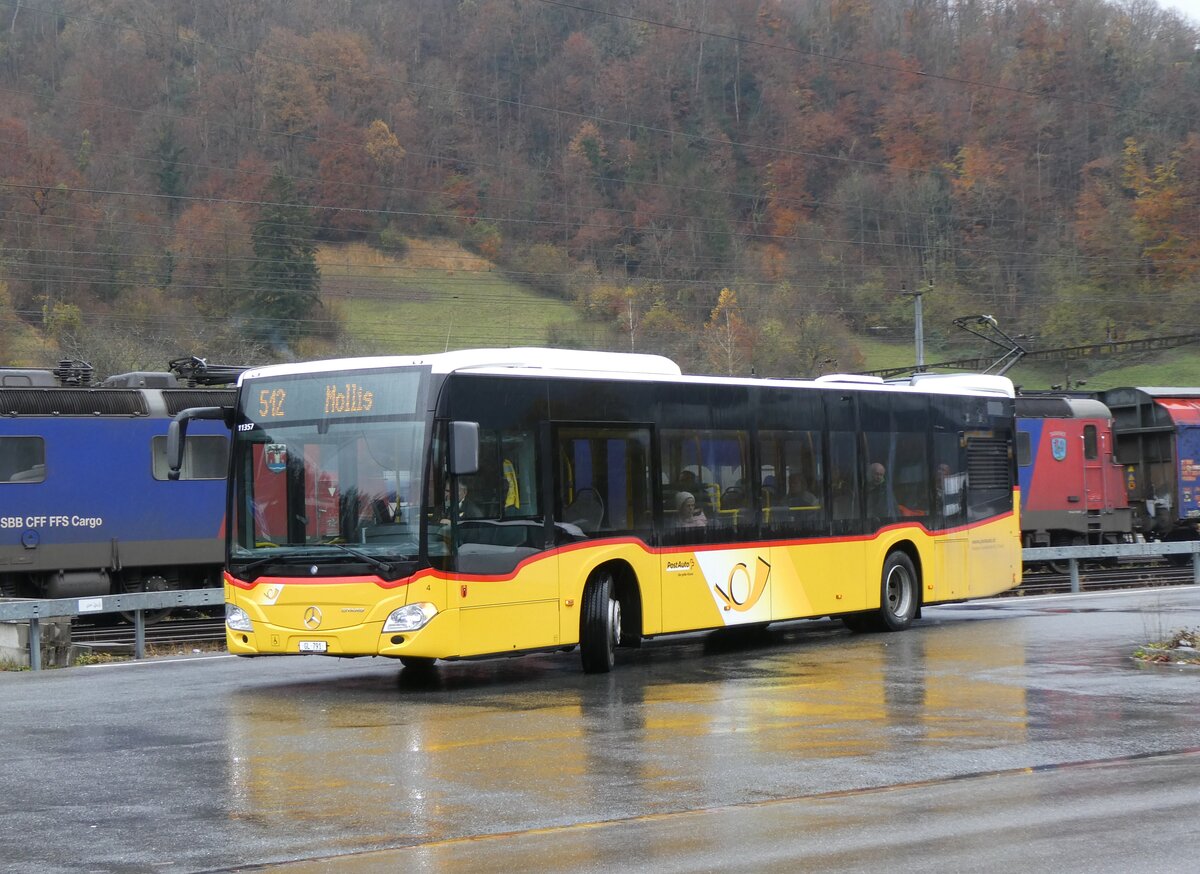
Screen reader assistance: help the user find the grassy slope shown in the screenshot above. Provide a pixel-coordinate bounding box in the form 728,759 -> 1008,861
1027,346 -> 1200,391
318,240 -> 585,354
862,337 -> 1200,392
325,242 -> 1200,388
12,238 -> 1196,386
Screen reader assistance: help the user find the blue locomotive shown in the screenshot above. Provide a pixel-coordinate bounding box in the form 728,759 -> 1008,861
0,360 -> 235,600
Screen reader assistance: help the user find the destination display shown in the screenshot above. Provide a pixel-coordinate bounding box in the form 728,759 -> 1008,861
241,370 -> 423,423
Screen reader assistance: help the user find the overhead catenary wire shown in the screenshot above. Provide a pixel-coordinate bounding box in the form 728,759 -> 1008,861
2,175 -> 1190,277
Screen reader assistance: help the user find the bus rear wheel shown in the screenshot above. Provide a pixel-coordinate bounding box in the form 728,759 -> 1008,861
580,569 -> 620,673
844,551 -> 918,633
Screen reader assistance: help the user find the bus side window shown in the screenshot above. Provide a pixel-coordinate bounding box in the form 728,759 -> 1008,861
554,426 -> 652,538
932,418 -> 966,526
828,436 -> 859,522
757,388 -> 827,538
661,428 -> 751,543
459,429 -> 540,522
860,394 -> 930,524
893,433 -> 929,517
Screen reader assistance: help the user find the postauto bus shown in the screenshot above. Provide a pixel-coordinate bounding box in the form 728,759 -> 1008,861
170,348 -> 1020,673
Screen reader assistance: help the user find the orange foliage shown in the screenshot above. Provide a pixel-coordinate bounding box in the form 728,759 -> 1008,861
1129,134 -> 1200,277
950,145 -> 1007,198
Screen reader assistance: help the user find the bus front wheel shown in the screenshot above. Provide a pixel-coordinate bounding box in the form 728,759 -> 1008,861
580,569 -> 621,673
844,551 -> 918,633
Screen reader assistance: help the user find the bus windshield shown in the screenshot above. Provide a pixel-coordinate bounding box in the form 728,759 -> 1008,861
228,368 -> 429,572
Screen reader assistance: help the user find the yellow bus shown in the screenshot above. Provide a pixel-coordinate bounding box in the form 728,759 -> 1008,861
171,348 -> 1021,673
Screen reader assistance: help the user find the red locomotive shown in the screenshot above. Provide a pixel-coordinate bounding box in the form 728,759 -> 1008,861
1015,395 -> 1132,569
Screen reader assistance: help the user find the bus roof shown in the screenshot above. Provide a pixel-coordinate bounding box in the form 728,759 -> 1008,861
238,348 -> 681,384
238,348 -> 1014,398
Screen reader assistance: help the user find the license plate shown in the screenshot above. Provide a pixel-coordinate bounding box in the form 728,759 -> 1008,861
298,640 -> 327,653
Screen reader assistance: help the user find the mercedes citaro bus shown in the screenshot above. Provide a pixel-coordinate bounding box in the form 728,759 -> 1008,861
170,348 -> 1020,673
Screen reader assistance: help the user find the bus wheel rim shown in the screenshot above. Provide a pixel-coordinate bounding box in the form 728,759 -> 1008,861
609,597 -> 622,648
886,565 -> 911,617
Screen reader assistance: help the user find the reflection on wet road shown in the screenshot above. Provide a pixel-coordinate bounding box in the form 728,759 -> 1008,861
224,620 -> 1033,843
3,588 -> 1198,872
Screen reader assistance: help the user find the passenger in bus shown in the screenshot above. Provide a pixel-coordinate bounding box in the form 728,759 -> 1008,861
676,469 -> 698,491
674,469 -> 716,516
786,472 -> 819,506
672,491 -> 707,528
866,462 -> 897,517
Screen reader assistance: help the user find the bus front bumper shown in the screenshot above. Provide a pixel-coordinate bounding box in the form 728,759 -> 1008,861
224,602 -> 460,658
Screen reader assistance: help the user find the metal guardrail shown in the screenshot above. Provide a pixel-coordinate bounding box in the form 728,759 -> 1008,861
1023,541 -> 1200,593
3,540 -> 1200,670
0,588 -> 223,670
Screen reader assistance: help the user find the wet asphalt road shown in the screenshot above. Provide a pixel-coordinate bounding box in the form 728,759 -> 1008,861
3,586 -> 1199,873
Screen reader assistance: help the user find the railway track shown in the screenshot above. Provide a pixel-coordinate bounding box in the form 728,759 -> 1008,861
70,562 -> 1198,653
72,614 -> 227,652
1014,560 -> 1196,595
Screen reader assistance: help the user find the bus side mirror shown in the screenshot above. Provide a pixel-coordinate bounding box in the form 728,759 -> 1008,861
448,421 -> 480,476
168,406 -> 233,480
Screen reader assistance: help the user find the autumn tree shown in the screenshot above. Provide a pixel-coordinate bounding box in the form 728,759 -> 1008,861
308,115 -> 384,239
584,283 -> 697,365
0,280 -> 16,352
753,313 -> 849,379
364,120 -> 406,195
1127,135 -> 1200,279
245,168 -> 322,347
639,300 -> 697,367
172,203 -> 252,320
703,287 -> 752,376
42,302 -> 85,357
0,118 -> 83,317
154,123 -> 187,218
748,284 -> 840,377
1070,153 -> 1145,339
562,121 -> 620,263
254,28 -> 326,160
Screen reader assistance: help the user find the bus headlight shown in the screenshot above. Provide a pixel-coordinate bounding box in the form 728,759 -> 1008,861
225,603 -> 253,632
382,602 -> 437,632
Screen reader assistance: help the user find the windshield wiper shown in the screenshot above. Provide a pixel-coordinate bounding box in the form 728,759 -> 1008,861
314,542 -> 404,581
230,553 -> 316,583
230,544 -> 408,583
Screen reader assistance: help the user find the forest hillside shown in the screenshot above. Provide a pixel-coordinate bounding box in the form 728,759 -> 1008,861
0,0 -> 1197,378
